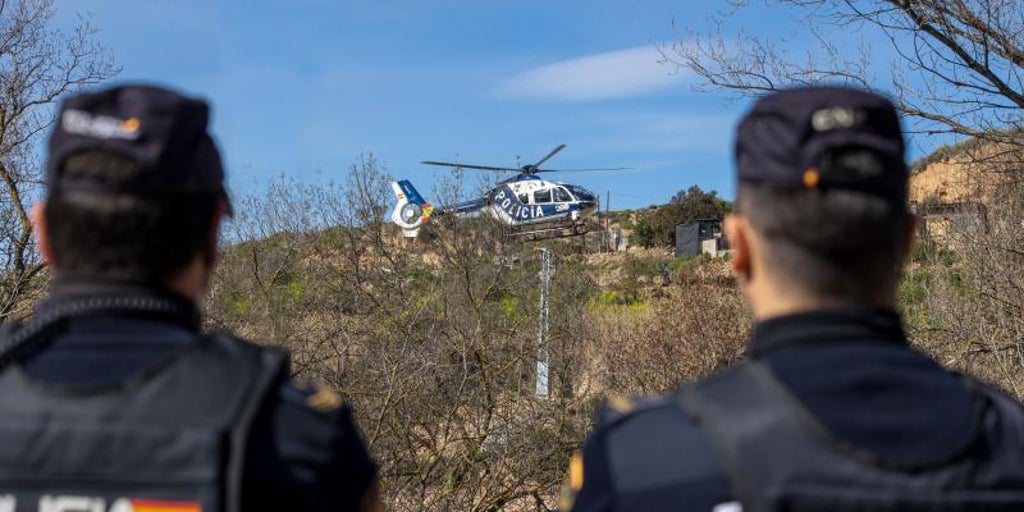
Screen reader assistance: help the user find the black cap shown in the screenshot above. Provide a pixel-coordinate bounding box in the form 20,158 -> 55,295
734,86 -> 908,201
47,84 -> 228,202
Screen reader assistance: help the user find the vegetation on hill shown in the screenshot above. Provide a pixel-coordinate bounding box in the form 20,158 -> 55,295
900,140 -> 1024,396
202,158 -> 748,510
628,186 -> 732,248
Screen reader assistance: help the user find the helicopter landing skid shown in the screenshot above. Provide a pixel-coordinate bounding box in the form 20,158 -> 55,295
508,222 -> 589,241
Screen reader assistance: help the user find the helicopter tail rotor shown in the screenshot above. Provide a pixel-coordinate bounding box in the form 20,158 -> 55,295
390,180 -> 435,238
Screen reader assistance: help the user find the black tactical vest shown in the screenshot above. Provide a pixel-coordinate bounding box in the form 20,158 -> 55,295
0,301 -> 286,512
679,361 -> 1024,512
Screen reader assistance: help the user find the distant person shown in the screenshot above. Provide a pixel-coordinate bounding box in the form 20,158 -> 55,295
562,86 -> 1024,511
0,85 -> 380,511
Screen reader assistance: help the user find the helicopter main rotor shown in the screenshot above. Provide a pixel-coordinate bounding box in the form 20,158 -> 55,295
420,144 -> 630,175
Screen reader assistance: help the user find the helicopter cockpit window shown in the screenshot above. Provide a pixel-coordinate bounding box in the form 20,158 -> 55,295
518,193 -> 530,204
534,189 -> 552,203
565,184 -> 597,202
554,187 -> 572,202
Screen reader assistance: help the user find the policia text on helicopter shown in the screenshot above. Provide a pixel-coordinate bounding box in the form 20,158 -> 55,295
2,81 -> 1024,512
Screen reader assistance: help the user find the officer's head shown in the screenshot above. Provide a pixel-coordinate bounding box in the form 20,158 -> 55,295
725,86 -> 916,316
32,84 -> 230,301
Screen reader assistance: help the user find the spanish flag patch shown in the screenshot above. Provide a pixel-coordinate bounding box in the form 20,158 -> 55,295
128,500 -> 202,512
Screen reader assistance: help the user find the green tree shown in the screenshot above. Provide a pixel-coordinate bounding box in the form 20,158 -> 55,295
630,186 -> 731,248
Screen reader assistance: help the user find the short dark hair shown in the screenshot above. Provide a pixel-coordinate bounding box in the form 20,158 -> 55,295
45,151 -> 221,284
736,157 -> 910,303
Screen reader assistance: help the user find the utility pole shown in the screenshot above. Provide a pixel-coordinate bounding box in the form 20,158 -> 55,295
605,190 -> 612,252
536,247 -> 553,398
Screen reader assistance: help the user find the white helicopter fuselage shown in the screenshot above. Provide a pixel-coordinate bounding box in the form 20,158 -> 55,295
483,176 -> 599,227
389,175 -> 599,238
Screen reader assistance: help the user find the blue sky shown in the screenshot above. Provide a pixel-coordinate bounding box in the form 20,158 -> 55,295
54,0 -> 928,209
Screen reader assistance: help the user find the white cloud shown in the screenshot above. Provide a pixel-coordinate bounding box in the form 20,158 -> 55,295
496,45 -> 686,101
563,111 -> 737,153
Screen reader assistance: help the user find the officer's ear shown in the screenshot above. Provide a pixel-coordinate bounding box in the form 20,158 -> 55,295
725,214 -> 751,283
31,201 -> 55,267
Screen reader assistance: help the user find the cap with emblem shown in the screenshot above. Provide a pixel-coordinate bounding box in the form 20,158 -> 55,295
734,86 -> 908,202
47,84 -> 228,204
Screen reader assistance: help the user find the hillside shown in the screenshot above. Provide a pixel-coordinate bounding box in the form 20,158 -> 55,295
910,135 -> 1023,205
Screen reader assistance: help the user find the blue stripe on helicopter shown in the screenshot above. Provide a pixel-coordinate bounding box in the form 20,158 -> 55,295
397,180 -> 426,205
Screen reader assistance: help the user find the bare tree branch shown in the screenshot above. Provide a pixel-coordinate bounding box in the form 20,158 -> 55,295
0,0 -> 119,323
664,0 -> 1024,146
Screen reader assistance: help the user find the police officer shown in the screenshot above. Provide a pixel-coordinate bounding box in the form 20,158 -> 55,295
0,85 -> 381,511
563,86 -> 1024,511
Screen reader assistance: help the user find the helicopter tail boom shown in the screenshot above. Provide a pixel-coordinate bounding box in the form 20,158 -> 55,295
390,180 -> 434,238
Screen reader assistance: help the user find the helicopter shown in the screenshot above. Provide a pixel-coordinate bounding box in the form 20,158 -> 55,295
390,144 -> 625,239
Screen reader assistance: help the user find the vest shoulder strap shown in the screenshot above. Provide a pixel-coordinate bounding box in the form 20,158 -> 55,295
211,334 -> 287,512
676,362 -> 789,508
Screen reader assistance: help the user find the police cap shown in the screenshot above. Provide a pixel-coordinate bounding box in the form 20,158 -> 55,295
47,84 -> 228,202
734,86 -> 908,201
